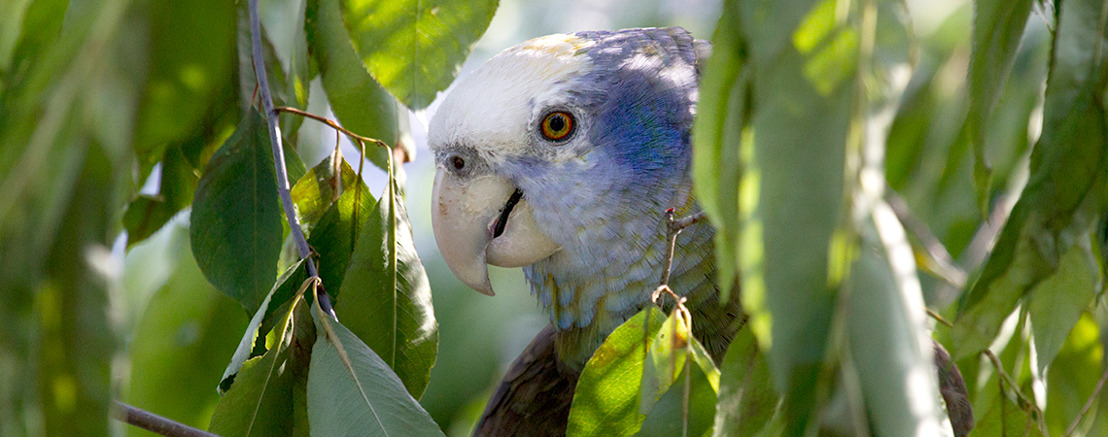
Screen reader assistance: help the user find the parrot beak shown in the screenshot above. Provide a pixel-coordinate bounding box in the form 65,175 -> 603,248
432,171 -> 560,295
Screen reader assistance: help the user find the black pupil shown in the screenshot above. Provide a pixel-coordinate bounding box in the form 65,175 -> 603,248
451,156 -> 465,170
549,114 -> 566,133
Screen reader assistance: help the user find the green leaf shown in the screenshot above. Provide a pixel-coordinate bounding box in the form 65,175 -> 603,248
308,171 -> 375,295
128,222 -> 249,434
290,148 -> 360,233
967,0 -> 1034,212
190,109 -> 284,314
306,0 -> 395,169
307,299 -> 445,437
954,0 -> 1108,358
636,363 -> 718,437
847,205 -> 945,436
567,307 -> 666,437
335,177 -> 437,398
711,328 -> 777,437
692,0 -> 748,303
1043,314 -> 1105,436
123,143 -> 198,247
219,257 -> 308,393
736,0 -> 855,431
640,310 -> 691,415
339,0 -> 498,109
209,298 -> 314,437
133,0 -> 237,175
1028,239 -> 1099,374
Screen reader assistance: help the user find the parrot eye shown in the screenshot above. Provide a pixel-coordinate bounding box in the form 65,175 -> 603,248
539,111 -> 575,142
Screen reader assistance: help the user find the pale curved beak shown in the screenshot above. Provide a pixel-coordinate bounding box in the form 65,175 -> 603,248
431,171 -> 560,295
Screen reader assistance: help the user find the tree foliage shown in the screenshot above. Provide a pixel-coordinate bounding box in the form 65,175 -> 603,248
2,0 -> 1108,436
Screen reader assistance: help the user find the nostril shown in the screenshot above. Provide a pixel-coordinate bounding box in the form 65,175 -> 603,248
451,155 -> 465,171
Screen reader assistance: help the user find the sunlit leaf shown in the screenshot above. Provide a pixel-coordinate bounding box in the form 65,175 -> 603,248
847,205 -> 946,436
218,257 -> 307,393
209,298 -> 313,437
335,176 -> 436,398
290,148 -> 360,233
339,0 -> 498,109
190,109 -> 284,314
308,171 -> 375,295
306,0 -> 395,169
307,298 -> 444,436
692,0 -> 747,303
736,0 -> 855,431
567,307 -> 665,437
1043,314 -> 1104,436
636,364 -> 718,437
954,0 -> 1108,358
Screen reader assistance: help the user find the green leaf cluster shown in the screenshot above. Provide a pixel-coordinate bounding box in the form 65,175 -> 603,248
0,0 -> 496,433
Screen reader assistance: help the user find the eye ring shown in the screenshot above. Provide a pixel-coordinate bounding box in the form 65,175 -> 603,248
539,111 -> 575,142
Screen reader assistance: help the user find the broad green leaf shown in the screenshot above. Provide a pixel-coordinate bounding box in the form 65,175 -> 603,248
128,222 -> 249,435
636,363 -> 718,437
306,0 -> 394,170
290,148 -> 360,233
308,173 -> 375,295
123,144 -> 198,247
339,0 -> 498,109
567,307 -> 666,437
712,328 -> 777,437
191,109 -> 284,314
954,0 -> 1108,358
133,0 -> 236,175
736,0 -> 855,431
209,298 -> 314,437
692,0 -> 747,303
307,299 -> 444,437
336,177 -> 437,398
0,0 -> 66,97
1043,314 -> 1104,436
640,311 -> 691,415
219,257 -> 308,393
1028,239 -> 1099,374
847,205 -> 945,436
967,0 -> 1034,211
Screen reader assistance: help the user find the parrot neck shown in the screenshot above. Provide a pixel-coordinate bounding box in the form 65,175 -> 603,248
522,184 -> 716,370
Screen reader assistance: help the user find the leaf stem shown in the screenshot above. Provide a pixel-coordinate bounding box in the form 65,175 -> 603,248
983,349 -> 1046,433
110,401 -> 218,437
247,0 -> 332,315
657,209 -> 706,288
1064,363 -> 1108,436
275,106 -> 390,150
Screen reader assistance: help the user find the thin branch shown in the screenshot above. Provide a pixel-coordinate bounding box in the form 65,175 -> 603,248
657,209 -> 706,288
983,349 -> 1046,432
247,0 -> 332,316
926,308 -> 954,328
884,187 -> 967,289
275,106 -> 390,150
1064,364 -> 1108,436
111,401 -> 218,437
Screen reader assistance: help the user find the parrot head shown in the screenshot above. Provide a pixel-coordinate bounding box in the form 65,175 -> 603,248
430,28 -> 710,366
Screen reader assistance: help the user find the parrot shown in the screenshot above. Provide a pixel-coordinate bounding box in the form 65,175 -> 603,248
428,27 -> 971,436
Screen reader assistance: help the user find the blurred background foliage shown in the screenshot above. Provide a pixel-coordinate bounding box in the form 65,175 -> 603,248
2,0 -> 1108,435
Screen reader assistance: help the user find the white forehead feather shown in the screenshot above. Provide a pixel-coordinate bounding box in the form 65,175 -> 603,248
429,34 -> 595,160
